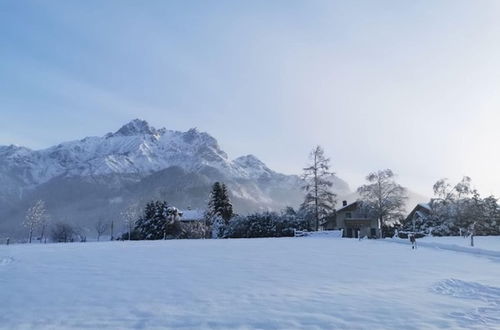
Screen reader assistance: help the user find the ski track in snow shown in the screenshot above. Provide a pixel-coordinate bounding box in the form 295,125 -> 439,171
0,256 -> 14,266
383,238 -> 500,261
432,279 -> 500,327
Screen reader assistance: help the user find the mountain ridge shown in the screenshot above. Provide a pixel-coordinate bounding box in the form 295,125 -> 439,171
0,119 -> 351,237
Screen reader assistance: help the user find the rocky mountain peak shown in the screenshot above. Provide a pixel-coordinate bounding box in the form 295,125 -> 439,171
234,154 -> 267,168
113,119 -> 158,136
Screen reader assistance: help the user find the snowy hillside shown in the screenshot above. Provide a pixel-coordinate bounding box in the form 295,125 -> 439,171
2,236 -> 500,329
0,119 -> 350,237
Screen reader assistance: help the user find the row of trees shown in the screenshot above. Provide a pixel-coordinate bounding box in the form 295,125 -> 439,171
21,199 -> 130,243
300,146 -> 408,237
130,146 -> 410,240
22,200 -> 89,243
401,177 -> 500,236
22,146 -> 498,243
19,145 -> 409,242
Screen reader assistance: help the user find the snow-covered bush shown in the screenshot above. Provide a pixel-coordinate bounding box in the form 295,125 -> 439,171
50,222 -> 77,243
224,210 -> 308,238
402,177 -> 500,236
134,201 -> 182,240
179,221 -> 209,239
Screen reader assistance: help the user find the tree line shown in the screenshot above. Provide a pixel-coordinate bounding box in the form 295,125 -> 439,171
401,176 -> 500,236
16,146 -> 500,243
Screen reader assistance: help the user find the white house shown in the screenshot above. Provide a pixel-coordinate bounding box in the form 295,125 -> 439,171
335,201 -> 379,238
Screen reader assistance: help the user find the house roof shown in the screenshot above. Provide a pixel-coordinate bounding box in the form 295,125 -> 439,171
180,210 -> 204,221
417,203 -> 431,211
336,201 -> 359,213
405,203 -> 431,222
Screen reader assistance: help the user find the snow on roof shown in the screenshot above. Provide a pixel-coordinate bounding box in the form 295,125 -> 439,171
180,210 -> 204,221
336,201 -> 358,212
415,210 -> 429,219
418,203 -> 431,210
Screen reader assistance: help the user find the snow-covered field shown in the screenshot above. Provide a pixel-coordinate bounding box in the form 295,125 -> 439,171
2,236 -> 500,329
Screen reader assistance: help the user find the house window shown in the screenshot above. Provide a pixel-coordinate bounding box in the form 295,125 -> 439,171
370,228 -> 376,237
345,212 -> 352,219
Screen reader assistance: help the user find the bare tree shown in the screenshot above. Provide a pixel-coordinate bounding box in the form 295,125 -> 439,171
51,222 -> 76,243
121,205 -> 139,240
301,146 -> 336,231
110,220 -> 114,241
357,169 -> 407,238
23,200 -> 47,243
94,218 -> 109,241
38,212 -> 50,244
74,225 -> 87,243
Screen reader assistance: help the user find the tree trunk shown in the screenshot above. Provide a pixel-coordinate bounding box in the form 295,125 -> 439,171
314,153 -> 319,231
110,221 -> 114,241
379,217 -> 383,239
40,224 -> 46,244
28,226 -> 33,243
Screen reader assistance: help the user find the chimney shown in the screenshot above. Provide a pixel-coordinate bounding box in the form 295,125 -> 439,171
342,200 -> 347,207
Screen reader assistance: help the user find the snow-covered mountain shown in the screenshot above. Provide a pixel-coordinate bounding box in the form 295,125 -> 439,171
0,119 -> 350,237
0,120 -> 277,186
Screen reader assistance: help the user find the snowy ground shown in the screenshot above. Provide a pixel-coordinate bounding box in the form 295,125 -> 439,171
419,235 -> 500,252
1,236 -> 500,329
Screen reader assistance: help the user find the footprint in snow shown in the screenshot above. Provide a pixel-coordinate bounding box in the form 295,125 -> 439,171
432,279 -> 500,326
0,257 -> 14,266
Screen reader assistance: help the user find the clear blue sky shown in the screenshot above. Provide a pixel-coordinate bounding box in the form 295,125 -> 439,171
1,0 -> 500,197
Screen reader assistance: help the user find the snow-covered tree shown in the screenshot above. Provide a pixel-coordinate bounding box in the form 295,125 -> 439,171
206,182 -> 234,237
479,195 -> 500,235
207,182 -> 233,223
357,169 -> 407,238
164,206 -> 182,239
430,177 -> 474,236
121,204 -> 139,240
403,177 -> 500,237
179,221 -> 209,239
51,222 -> 76,243
23,200 -> 47,243
134,201 -> 182,240
301,146 -> 336,231
38,210 -> 50,243
224,209 -> 308,238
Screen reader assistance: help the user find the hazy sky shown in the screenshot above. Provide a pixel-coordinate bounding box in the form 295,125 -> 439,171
1,0 -> 500,197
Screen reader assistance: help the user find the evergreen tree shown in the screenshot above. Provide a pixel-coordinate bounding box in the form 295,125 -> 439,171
134,201 -> 182,240
206,182 -> 234,237
301,146 -> 336,231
